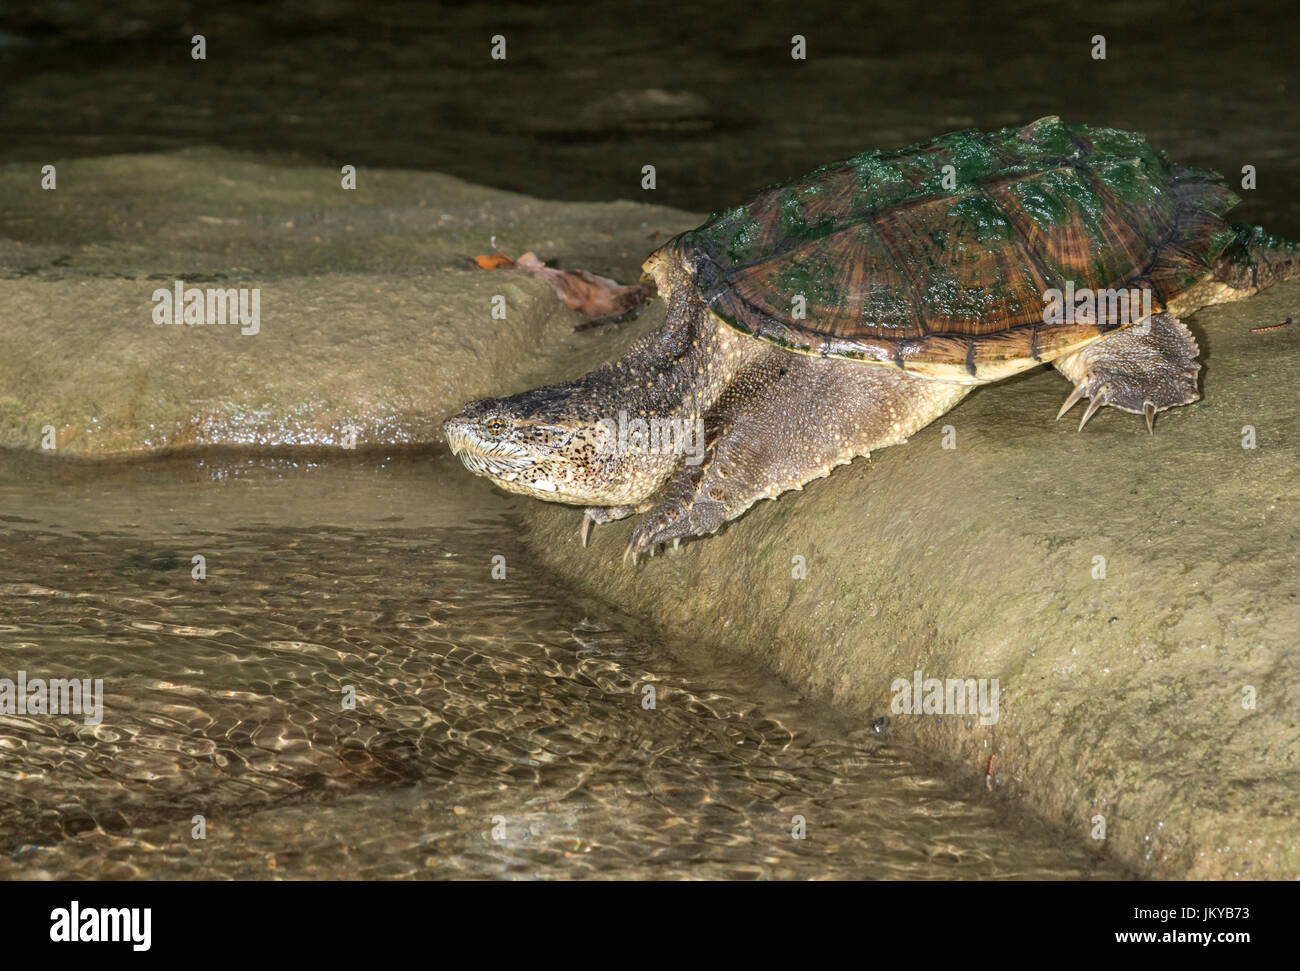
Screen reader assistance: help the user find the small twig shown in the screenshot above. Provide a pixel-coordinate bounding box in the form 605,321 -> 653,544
985,753 -> 996,791
1251,317 -> 1291,333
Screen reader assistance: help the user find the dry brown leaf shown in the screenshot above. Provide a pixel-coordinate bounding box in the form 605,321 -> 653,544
471,252 -> 515,270
513,251 -> 653,318
469,242 -> 654,323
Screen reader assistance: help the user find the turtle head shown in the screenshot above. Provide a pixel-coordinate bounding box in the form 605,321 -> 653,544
443,384 -> 667,506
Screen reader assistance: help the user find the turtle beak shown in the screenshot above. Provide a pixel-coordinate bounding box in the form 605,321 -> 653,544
442,414 -> 537,482
441,416 -> 476,456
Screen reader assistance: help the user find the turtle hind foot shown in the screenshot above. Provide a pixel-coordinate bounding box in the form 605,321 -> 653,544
1052,312 -> 1201,434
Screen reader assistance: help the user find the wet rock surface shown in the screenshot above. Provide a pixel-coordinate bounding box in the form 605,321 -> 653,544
0,451 -> 1126,879
0,151 -> 685,455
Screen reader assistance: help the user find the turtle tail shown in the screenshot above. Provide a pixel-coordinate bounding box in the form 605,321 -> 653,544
1211,224 -> 1300,295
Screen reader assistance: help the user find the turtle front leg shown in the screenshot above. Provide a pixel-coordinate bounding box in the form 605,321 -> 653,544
624,352 -> 969,559
623,440 -> 728,559
1052,312 -> 1201,433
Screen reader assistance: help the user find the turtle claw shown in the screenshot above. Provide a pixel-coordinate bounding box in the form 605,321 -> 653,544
1056,383 -> 1088,420
626,495 -> 726,559
1063,378 -> 1184,434
1060,381 -> 1112,431
1077,391 -> 1108,431
582,504 -> 645,550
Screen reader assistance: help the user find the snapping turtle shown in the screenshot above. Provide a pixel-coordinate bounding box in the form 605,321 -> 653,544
444,118 -> 1298,559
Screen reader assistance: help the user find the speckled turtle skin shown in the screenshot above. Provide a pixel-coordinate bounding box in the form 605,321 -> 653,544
444,118 -> 1298,559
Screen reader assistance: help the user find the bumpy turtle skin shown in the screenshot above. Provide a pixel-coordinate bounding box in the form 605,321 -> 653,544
1052,313 -> 1201,432
623,338 -> 969,554
582,250 -> 968,555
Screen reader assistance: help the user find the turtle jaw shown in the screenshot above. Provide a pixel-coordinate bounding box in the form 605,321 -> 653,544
443,414 -> 591,503
443,410 -> 660,506
442,416 -> 538,484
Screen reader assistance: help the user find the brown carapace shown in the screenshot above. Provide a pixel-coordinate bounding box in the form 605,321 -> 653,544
684,114 -> 1285,379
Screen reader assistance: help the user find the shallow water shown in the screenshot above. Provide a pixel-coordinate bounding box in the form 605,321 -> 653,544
0,450 -> 1125,879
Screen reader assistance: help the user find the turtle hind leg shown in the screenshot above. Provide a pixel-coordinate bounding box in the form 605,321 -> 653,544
1052,312 -> 1200,434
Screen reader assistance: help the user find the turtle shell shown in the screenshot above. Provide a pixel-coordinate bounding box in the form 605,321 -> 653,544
667,117 -> 1239,382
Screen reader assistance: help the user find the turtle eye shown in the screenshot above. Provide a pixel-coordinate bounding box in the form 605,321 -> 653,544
482,416 -> 509,438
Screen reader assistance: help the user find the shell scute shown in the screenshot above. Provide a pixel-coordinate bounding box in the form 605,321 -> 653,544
672,118 -> 1239,379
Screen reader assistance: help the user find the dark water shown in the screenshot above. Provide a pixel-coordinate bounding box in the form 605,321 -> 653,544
1,0 -> 1297,236
0,451 -> 1125,879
